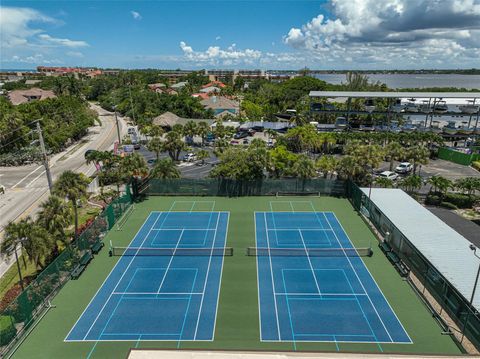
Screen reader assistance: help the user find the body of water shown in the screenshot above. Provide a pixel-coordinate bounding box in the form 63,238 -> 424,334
314,73 -> 480,90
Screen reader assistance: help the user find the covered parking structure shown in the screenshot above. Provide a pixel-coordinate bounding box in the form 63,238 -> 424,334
353,187 -> 480,350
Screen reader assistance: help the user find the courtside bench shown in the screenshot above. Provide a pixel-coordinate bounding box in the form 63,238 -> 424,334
381,244 -> 410,278
91,241 -> 104,254
71,251 -> 93,279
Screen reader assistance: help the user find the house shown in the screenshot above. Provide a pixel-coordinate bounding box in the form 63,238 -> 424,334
152,112 -> 214,130
7,88 -> 56,105
148,83 -> 166,92
170,81 -> 188,90
199,86 -> 221,94
202,81 -> 226,89
192,93 -> 210,100
200,96 -> 239,118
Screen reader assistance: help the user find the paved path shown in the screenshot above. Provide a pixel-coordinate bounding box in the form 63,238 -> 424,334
0,103 -> 127,277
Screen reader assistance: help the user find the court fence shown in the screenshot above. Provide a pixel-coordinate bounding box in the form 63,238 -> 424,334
134,178 -> 346,198
346,180 -> 480,351
0,189 -> 133,357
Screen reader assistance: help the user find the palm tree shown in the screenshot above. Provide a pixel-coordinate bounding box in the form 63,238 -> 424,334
400,175 -> 422,194
150,158 -> 181,179
428,176 -> 451,194
196,149 -> 210,165
53,171 -> 90,242
337,155 -> 365,182
147,137 -> 163,161
293,155 -> 317,179
1,221 -> 29,270
183,120 -> 198,145
406,146 -> 429,174
197,121 -> 210,147
38,195 -> 72,249
120,153 -> 148,178
455,177 -> 479,196
316,155 -> 337,179
386,142 -> 404,171
162,131 -> 186,161
375,177 -> 394,188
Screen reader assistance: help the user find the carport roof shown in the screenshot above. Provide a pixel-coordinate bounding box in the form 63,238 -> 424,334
309,91 -> 480,99
361,188 -> 480,312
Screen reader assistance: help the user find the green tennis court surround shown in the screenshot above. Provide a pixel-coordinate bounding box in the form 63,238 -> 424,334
9,196 -> 462,359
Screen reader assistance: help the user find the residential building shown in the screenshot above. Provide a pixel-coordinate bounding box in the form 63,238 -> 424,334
7,88 -> 56,105
200,96 -> 239,118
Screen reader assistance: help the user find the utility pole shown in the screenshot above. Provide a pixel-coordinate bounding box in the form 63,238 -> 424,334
113,106 -> 122,145
36,121 -> 53,191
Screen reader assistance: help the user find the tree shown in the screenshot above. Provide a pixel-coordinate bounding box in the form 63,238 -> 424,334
38,195 -> 72,250
292,155 -> 317,179
147,136 -> 163,161
337,155 -> 365,181
268,145 -> 297,178
1,220 -> 29,270
454,177 -> 480,196
162,131 -> 186,161
241,100 -> 264,120
196,149 -> 210,165
406,146 -> 429,174
283,125 -> 321,153
183,120 -> 198,144
196,121 -> 210,147
375,177 -> 394,188
428,176 -> 451,194
316,155 -> 338,179
121,152 -> 148,178
150,158 -> 181,179
385,142 -> 404,171
53,171 -> 90,242
400,175 -> 422,194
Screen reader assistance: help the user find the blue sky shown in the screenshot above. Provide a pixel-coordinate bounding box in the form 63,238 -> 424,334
1,0 -> 479,69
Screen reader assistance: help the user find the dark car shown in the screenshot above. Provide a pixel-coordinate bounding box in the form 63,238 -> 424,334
233,131 -> 248,139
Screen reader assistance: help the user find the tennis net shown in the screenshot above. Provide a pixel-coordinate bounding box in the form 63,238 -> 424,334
246,246 -> 372,257
110,246 -> 233,256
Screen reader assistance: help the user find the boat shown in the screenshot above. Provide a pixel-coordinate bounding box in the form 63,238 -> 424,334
334,117 -> 349,130
389,99 -> 404,113
364,99 -> 376,113
429,120 -> 442,134
457,122 -> 474,135
389,123 -> 402,133
433,100 -> 449,113
359,124 -> 375,132
401,120 -> 416,133
404,98 -> 418,112
418,100 -> 432,113
414,123 -> 429,133
442,121 -> 458,135
458,100 -> 479,114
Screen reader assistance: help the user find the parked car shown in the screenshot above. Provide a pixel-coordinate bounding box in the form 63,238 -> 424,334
183,153 -> 197,162
127,127 -> 136,135
243,138 -> 249,145
233,132 -> 249,139
378,171 -> 399,181
395,162 -> 413,174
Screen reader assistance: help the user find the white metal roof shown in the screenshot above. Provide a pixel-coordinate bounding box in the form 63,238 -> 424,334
360,188 -> 480,312
310,91 -> 480,99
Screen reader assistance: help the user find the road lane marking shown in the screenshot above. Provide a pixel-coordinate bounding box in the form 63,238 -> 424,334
11,165 -> 43,189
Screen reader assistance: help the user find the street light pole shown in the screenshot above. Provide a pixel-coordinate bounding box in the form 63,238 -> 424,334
36,121 -> 53,192
460,244 -> 480,343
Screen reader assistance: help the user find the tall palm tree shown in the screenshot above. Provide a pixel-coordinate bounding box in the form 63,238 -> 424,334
196,121 -> 210,147
406,146 -> 430,174
121,152 -> 149,178
386,142 -> 404,171
293,155 -> 316,179
316,155 -> 337,179
183,120 -> 198,144
375,177 -> 394,188
146,137 -> 163,161
53,171 -> 90,242
38,195 -> 72,249
150,158 -> 181,179
1,221 -> 29,270
162,131 -> 186,161
196,149 -> 210,165
428,176 -> 451,194
400,175 -> 422,194
337,155 -> 365,182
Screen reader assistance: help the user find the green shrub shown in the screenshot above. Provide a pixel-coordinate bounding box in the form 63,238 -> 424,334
440,202 -> 458,210
444,193 -> 477,208
425,193 -> 442,205
0,315 -> 17,345
473,161 -> 480,171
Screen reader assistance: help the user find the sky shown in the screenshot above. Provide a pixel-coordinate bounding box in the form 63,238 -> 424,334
1,0 -> 479,70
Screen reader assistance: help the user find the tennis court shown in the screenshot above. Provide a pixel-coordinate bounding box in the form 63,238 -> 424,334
65,210 -> 229,343
255,208 -> 412,347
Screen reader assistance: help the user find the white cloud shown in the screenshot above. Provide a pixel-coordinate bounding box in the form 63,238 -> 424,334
66,51 -> 84,58
179,42 -> 263,66
38,34 -> 88,48
7,54 -> 62,64
131,11 -> 142,20
283,0 -> 480,68
215,36 -> 221,41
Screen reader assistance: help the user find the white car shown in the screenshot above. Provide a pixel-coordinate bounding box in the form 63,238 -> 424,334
183,153 -> 197,162
395,162 -> 413,174
378,171 -> 399,181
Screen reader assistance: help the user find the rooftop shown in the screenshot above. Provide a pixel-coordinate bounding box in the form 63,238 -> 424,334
361,188 -> 480,312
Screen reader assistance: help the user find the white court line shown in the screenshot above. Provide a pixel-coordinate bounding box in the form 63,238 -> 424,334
275,292 -> 367,296
65,211 -> 157,342
82,208 -> 173,340
210,211 -> 228,341
151,228 -> 216,231
321,212 -> 394,343
113,292 -> 203,295
264,212 -> 282,341
298,229 -> 322,296
289,201 -> 295,212
190,201 -> 196,213
328,212 -> 413,344
254,212 -> 264,341
155,229 -> 185,295
267,228 -> 333,231
193,212 -> 220,340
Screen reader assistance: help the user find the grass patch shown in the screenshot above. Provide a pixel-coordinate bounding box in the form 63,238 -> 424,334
0,253 -> 37,300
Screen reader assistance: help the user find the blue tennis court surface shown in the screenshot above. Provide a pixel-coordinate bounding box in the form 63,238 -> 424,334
66,211 -> 229,342
255,211 -> 411,345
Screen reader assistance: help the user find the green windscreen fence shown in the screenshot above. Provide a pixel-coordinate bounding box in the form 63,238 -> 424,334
0,190 -> 132,356
438,147 -> 480,166
138,178 -> 346,197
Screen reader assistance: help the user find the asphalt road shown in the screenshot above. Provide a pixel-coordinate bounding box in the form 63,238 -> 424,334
0,103 -> 127,276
